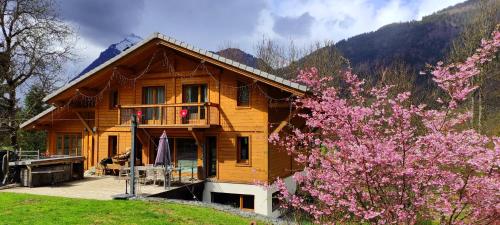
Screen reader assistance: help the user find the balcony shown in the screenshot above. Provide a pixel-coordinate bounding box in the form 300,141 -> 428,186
118,102 -> 220,128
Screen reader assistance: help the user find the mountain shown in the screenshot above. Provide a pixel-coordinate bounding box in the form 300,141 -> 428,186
70,34 -> 142,81
332,0 -> 490,77
336,1 -> 471,73
214,48 -> 261,68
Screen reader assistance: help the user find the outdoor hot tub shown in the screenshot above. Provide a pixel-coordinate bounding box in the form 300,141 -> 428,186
9,156 -> 84,187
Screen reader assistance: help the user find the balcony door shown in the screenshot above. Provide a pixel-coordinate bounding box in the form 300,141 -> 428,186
142,86 -> 165,124
182,84 -> 207,124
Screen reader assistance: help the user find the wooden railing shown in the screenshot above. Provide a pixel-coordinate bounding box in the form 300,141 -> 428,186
118,102 -> 220,127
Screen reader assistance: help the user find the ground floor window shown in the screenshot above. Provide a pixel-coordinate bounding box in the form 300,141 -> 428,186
272,191 -> 280,211
211,192 -> 255,210
55,133 -> 82,156
108,135 -> 118,157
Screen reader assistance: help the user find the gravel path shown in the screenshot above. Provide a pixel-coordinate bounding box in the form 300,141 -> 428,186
142,197 -> 293,225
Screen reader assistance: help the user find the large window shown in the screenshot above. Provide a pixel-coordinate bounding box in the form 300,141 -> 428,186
182,84 -> 207,121
237,136 -> 249,164
142,86 -> 165,121
237,81 -> 249,107
55,133 -> 82,156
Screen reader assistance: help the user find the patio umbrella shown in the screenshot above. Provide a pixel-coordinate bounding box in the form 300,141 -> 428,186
154,131 -> 171,166
155,131 -> 171,189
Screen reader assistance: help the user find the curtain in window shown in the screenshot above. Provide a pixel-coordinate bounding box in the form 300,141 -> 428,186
182,85 -> 207,121
143,87 -> 165,121
144,87 -> 155,120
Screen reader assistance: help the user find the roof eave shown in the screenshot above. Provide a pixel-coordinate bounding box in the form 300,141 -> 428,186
43,32 -> 308,103
19,106 -> 57,129
43,32 -> 162,103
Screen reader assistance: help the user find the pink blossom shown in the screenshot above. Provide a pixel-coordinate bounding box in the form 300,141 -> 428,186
270,27 -> 500,224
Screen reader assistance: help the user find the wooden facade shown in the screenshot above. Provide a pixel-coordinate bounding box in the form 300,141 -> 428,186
21,35 -> 306,185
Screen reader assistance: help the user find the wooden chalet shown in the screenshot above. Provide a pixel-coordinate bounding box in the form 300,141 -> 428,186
20,32 -> 306,216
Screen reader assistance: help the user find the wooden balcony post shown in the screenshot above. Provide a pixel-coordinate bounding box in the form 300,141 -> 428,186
206,103 -> 210,125
117,106 -> 121,125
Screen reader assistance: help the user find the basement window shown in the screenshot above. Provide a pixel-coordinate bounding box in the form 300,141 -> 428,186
211,192 -> 255,210
241,195 -> 254,210
272,191 -> 280,211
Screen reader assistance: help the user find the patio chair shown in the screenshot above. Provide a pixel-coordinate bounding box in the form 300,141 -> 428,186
156,167 -> 165,185
116,166 -> 129,183
134,167 -> 146,195
145,167 -> 157,185
95,164 -> 105,176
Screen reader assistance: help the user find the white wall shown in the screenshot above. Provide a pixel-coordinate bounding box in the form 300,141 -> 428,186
203,175 -> 296,217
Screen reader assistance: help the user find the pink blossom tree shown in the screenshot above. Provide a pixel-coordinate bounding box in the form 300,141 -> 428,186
271,27 -> 500,224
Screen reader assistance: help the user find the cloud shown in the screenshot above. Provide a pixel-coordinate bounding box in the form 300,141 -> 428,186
57,0 -> 145,46
250,0 -> 466,49
55,0 -> 466,73
136,0 -> 267,51
273,13 -> 315,37
416,0 -> 466,19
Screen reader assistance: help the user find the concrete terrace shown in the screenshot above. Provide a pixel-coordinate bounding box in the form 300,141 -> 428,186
0,176 -> 170,200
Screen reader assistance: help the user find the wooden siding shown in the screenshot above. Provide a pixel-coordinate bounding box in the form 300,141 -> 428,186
39,48 -> 306,185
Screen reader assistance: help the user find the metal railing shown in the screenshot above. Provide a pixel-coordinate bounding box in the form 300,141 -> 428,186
15,149 -> 40,160
119,102 -> 220,127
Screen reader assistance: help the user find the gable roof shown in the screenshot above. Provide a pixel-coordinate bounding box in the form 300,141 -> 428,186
44,32 -> 307,102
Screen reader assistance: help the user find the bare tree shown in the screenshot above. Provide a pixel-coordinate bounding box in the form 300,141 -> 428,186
255,37 -> 293,78
255,37 -> 348,85
0,0 -> 74,149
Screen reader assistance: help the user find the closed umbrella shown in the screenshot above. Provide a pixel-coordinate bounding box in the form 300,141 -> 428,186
155,131 -> 171,188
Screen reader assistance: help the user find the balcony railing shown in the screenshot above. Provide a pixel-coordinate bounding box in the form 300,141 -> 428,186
118,102 -> 220,127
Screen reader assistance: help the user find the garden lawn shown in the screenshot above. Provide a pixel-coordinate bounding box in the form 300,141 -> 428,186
0,193 -> 259,225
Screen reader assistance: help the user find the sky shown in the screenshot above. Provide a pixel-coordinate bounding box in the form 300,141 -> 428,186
56,0 -> 466,78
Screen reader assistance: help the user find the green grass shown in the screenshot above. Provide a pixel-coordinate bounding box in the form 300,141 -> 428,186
0,193 -> 260,225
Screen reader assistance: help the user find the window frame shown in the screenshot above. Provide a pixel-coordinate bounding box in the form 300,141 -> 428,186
182,84 -> 208,122
236,136 -> 251,166
236,80 -> 250,107
142,86 -> 166,104
272,191 -> 281,211
55,133 -> 82,156
240,194 -> 255,210
108,135 -> 118,157
141,86 -> 166,123
109,89 -> 119,109
206,136 -> 217,178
